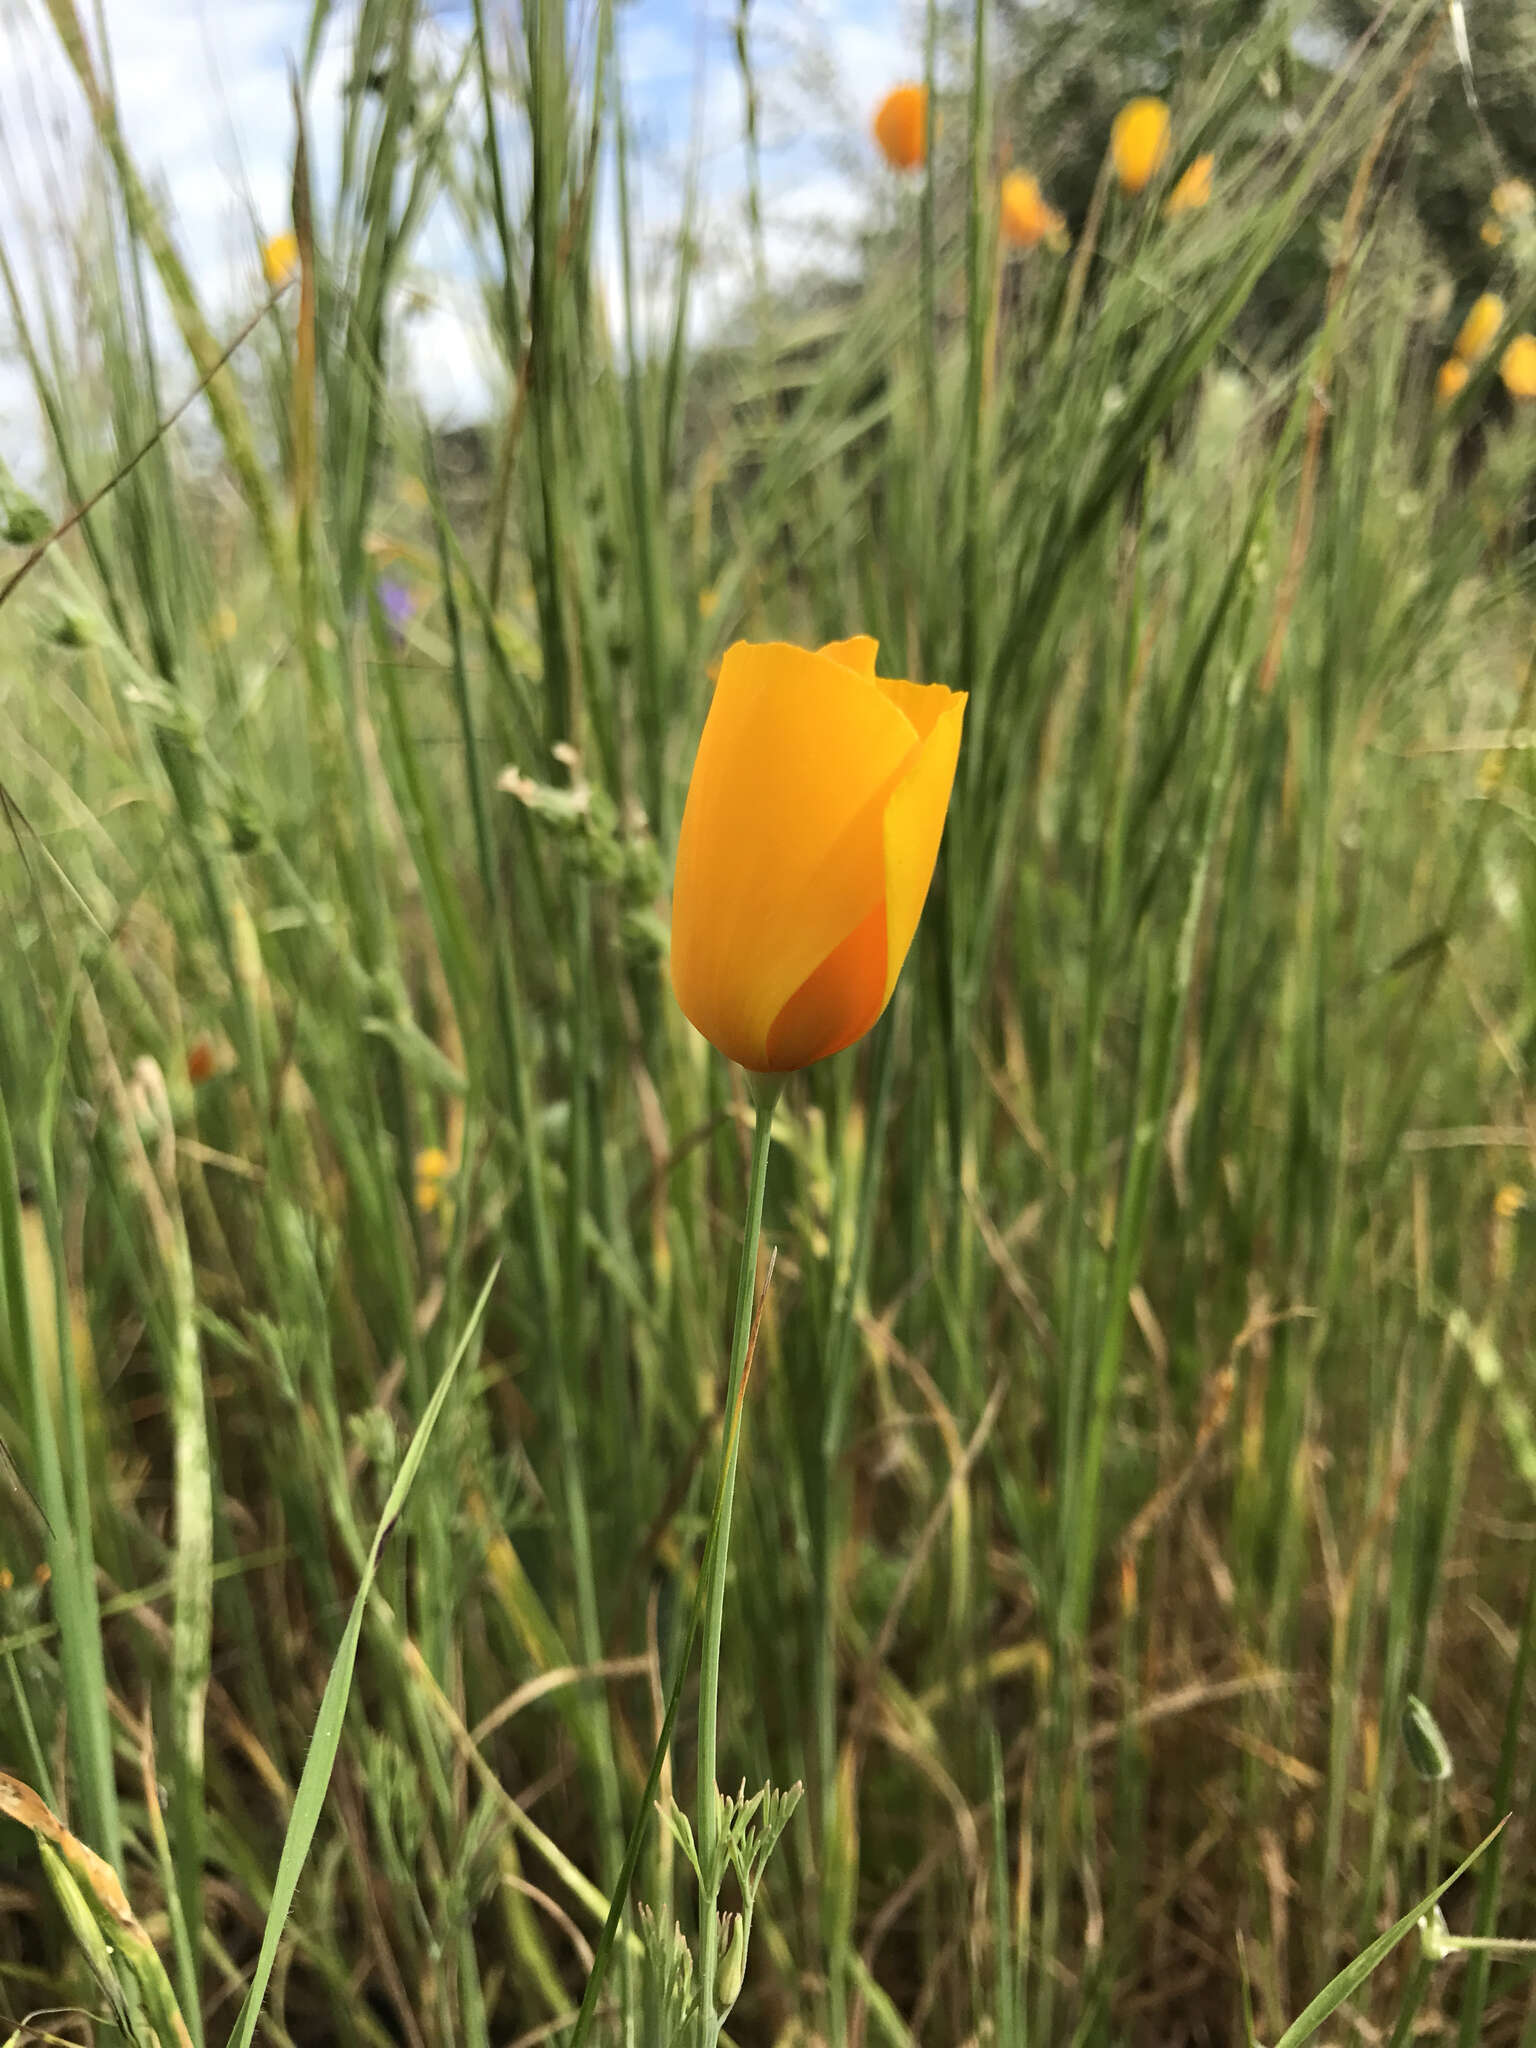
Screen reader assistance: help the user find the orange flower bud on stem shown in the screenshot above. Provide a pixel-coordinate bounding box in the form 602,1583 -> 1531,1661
1110,97 -> 1171,196
670,637 -> 965,1072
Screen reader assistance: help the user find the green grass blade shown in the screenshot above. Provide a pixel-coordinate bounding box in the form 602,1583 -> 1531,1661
1274,1821 -> 1507,2048
225,1263 -> 499,2048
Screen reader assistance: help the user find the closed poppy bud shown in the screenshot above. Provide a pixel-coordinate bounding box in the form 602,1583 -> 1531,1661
1110,97 -> 1171,195
262,231 -> 300,290
1435,356 -> 1469,406
873,84 -> 928,173
1401,1694 -> 1453,1782
1453,292 -> 1504,365
1000,171 -> 1066,251
1164,152 -> 1214,217
670,638 -> 965,1073
1500,333 -> 1536,400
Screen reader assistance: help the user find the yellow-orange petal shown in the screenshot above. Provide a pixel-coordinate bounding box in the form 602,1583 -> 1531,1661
877,691 -> 966,1010
764,685 -> 966,1069
1435,356 -> 1469,406
670,642 -> 923,1070
1453,291 -> 1504,365
873,84 -> 928,173
262,230 -> 300,290
1110,97 -> 1170,196
1500,333 -> 1536,400
818,635 -> 880,676
1164,152 -> 1214,218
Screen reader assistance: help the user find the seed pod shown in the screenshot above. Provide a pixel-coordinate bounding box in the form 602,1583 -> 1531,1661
714,1911 -> 748,2015
1402,1694 -> 1453,1782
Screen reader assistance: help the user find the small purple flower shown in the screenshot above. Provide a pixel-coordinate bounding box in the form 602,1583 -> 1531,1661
377,576 -> 416,648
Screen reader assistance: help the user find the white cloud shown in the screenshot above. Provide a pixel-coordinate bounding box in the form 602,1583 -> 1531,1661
0,0 -> 912,468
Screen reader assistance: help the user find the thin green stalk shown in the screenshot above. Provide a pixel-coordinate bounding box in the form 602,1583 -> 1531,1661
557,875 -> 626,1897
570,1083 -> 778,2048
0,1085 -> 121,1870
816,1012 -> 897,2043
526,0 -> 574,752
919,0 -> 938,450
428,446 -> 560,1336
612,32 -> 669,834
697,1077 -> 779,2043
1456,1567 -> 1536,2042
942,0 -> 990,1251
471,0 -> 523,612
734,0 -> 766,303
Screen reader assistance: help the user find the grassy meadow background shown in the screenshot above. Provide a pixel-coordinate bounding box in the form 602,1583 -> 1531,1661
2,0 -> 1536,2040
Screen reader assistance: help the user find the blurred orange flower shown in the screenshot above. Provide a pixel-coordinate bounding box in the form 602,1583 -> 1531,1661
1165,153 -> 1214,218
1435,357 -> 1469,406
873,85 -> 928,173
1000,171 -> 1067,251
1452,292 -> 1504,365
670,638 -> 965,1072
414,1146 -> 451,1215
262,231 -> 300,290
1492,178 -> 1534,217
1110,97 -> 1170,195
1500,334 -> 1536,400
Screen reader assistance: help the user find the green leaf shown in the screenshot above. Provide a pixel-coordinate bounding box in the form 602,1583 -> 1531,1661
225,1264 -> 499,2048
1272,1819 -> 1507,2048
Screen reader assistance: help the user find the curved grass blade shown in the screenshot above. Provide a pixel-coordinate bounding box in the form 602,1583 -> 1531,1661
225,1263 -> 500,2048
1273,1818 -> 1507,2048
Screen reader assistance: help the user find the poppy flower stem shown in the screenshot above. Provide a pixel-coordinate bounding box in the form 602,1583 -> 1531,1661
696,1072 -> 780,2039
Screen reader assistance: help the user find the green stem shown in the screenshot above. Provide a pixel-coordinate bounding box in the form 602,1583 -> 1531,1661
696,1076 -> 779,2042
1387,1955 -> 1433,2048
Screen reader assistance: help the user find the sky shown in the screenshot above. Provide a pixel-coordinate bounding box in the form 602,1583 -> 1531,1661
0,0 -> 929,471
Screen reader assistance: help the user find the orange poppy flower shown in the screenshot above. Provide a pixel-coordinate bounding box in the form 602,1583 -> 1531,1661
1501,334 -> 1536,400
873,84 -> 929,173
414,1146 -> 451,1214
261,231 -> 300,290
1453,292 -> 1504,365
1000,171 -> 1067,251
670,638 -> 965,1072
1110,97 -> 1170,196
1164,152 -> 1214,217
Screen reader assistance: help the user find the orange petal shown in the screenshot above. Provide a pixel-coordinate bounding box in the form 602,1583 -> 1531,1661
764,684 -> 967,1068
670,642 -> 918,1069
1110,98 -> 1170,196
873,672 -> 956,741
880,691 -> 966,1006
1453,292 -> 1504,365
764,899 -> 888,1071
819,635 -> 880,676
